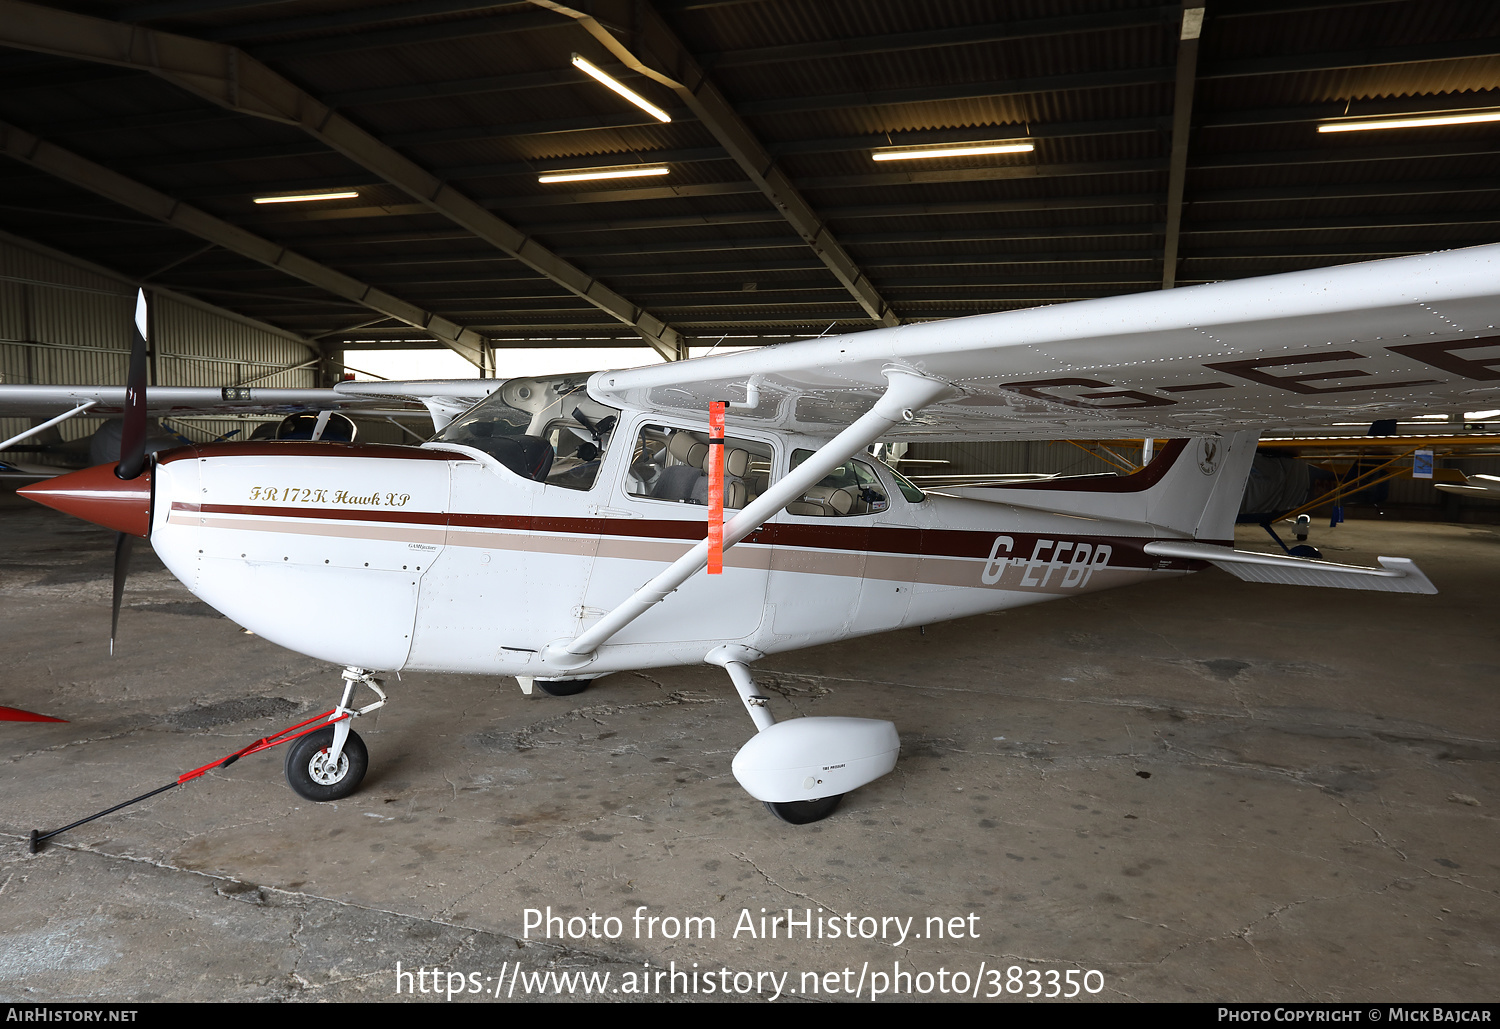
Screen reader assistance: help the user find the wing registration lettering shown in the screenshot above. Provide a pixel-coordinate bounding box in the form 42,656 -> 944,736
1000,378 -> 1177,409
1205,351 -> 1438,394
1386,336 -> 1500,380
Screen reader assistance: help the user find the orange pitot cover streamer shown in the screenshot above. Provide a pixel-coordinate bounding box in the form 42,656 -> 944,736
708,401 -> 725,574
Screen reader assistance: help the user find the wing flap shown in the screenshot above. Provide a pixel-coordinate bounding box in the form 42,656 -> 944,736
1143,541 -> 1437,594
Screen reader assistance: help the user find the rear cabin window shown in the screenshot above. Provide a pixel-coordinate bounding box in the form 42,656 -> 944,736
786,451 -> 890,517
627,424 -> 773,510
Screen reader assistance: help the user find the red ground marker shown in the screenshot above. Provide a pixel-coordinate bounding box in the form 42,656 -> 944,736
0,706 -> 67,723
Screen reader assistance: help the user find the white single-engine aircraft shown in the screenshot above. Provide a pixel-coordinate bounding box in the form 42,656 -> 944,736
10,245 -> 1500,823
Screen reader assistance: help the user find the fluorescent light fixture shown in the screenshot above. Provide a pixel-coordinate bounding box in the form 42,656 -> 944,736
571,54 -> 671,123
1180,6 -> 1204,40
253,191 -> 359,204
872,141 -> 1034,162
1464,409 -> 1500,419
538,166 -> 670,184
1318,110 -> 1500,133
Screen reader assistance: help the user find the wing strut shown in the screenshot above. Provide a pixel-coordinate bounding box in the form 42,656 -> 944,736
540,369 -> 949,670
0,400 -> 97,452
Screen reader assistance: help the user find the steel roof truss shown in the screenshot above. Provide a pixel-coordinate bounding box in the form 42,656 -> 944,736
0,119 -> 487,362
531,0 -> 898,328
0,0 -> 686,361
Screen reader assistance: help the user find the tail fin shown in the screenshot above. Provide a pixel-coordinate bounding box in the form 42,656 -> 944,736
944,431 -> 1260,542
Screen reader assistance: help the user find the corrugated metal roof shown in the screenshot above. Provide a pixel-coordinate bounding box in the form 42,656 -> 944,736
0,0 -> 1498,353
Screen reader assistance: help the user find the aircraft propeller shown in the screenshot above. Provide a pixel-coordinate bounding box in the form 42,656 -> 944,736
110,291 -> 151,654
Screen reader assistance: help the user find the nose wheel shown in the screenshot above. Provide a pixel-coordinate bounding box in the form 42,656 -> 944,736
282,666 -> 385,802
285,726 -> 368,801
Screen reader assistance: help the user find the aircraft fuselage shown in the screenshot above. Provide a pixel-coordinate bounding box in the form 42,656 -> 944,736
146,412 -> 1204,680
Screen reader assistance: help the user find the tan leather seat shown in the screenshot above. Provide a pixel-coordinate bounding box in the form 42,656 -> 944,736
786,486 -> 854,517
725,447 -> 750,477
654,431 -> 708,501
724,448 -> 751,508
667,431 -> 708,469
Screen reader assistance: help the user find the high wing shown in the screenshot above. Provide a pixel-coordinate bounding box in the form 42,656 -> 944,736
0,380 -> 501,441
589,244 -> 1500,440
331,379 -> 500,431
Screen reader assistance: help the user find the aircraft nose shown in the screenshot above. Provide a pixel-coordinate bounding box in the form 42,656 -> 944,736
18,463 -> 153,537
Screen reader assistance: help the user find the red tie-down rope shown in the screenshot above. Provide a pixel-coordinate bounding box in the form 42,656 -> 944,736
173,708 -> 347,782
708,400 -> 725,575
28,708 -> 349,853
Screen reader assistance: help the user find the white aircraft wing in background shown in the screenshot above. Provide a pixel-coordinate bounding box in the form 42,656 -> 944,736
0,379 -> 504,453
0,380 -> 500,422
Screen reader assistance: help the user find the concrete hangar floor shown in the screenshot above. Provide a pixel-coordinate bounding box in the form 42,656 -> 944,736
1,488 -> 1495,1003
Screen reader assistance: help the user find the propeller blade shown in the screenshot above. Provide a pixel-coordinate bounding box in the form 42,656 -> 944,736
110,530 -> 134,654
116,290 -> 149,481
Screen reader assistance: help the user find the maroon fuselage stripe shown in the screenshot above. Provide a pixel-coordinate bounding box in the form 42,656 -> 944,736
173,501 -> 1212,569
156,441 -> 470,465
990,438 -> 1187,492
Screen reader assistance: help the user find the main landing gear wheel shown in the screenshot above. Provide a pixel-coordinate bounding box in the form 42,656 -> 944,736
764,795 -> 844,825
537,678 -> 592,697
285,726 -> 368,801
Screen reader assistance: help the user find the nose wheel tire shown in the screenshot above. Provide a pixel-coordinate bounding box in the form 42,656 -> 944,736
285,726 -> 368,802
763,795 -> 843,824
537,678 -> 592,697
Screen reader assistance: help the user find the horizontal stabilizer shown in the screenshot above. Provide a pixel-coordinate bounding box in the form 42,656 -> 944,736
1143,541 -> 1437,594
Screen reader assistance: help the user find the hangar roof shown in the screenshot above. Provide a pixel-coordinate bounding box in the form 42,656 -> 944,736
1,0 -> 1498,365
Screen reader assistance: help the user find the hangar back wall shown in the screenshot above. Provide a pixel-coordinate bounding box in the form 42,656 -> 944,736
0,231 -> 319,460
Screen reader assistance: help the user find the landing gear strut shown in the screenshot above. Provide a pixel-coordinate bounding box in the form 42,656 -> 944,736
283,666 -> 385,802
707,646 -> 849,825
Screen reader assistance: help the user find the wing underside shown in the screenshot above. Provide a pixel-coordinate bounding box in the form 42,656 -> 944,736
589,245 -> 1500,440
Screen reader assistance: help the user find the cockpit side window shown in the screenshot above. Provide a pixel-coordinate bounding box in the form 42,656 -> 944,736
626,424 -> 773,509
538,410 -> 615,491
434,375 -> 617,489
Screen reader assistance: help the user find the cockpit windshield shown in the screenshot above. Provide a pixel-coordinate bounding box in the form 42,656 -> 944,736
435,374 -> 620,491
